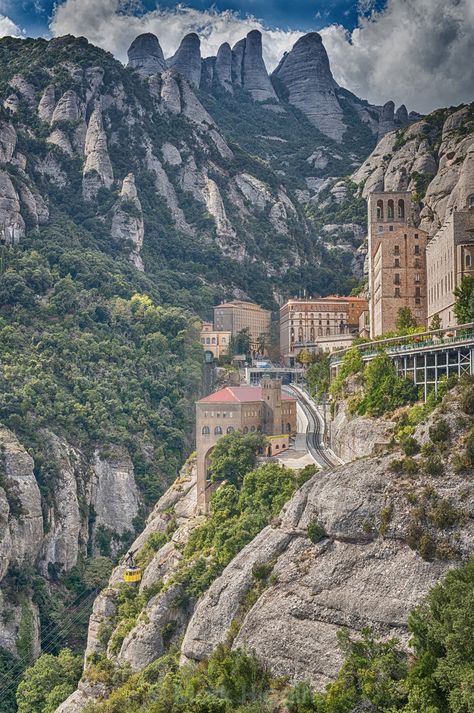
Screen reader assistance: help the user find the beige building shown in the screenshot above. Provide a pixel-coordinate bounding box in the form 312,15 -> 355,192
280,296 -> 368,364
214,301 -> 271,356
195,380 -> 297,512
426,208 -> 474,327
368,191 -> 428,337
200,322 -> 232,361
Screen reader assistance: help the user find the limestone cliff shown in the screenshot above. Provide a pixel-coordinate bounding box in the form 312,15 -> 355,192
59,391 -> 474,710
353,103 -> 474,234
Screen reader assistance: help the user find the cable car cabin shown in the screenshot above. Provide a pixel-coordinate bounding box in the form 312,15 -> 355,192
124,566 -> 141,584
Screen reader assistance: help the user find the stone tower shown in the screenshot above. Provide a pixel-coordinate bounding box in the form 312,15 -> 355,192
262,378 -> 283,436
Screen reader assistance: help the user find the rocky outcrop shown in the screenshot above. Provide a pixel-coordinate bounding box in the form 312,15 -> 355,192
202,177 -> 235,238
330,403 -> 393,461
38,85 -> 56,123
111,173 -> 145,270
182,438 -> 473,687
272,33 -> 345,142
160,70 -> 182,114
353,103 -> 474,234
0,170 -> 25,242
145,145 -> 194,235
83,107 -> 114,200
127,33 -> 166,77
241,30 -> 277,102
377,101 -> 410,140
0,122 -> 17,164
168,33 -> 202,88
51,90 -> 81,124
215,43 -> 233,93
231,38 -> 246,87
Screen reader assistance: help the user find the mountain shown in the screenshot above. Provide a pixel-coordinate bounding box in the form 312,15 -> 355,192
57,387 -> 474,711
0,30 -> 418,312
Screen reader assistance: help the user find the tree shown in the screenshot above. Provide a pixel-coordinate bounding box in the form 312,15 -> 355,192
256,332 -> 267,357
454,275 -> 474,324
208,431 -> 266,487
360,352 -> 417,417
430,314 -> 442,331
16,648 -> 82,713
396,306 -> 417,333
229,328 -> 251,358
296,349 -> 317,367
306,354 -> 330,400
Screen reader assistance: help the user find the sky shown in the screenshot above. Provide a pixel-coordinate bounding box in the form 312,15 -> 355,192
0,0 -> 473,114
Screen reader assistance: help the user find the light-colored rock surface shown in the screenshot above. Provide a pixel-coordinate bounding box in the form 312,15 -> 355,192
38,86 -> 57,123
111,172 -> 145,270
272,33 -> 345,141
127,33 -> 166,76
47,128 -> 74,156
0,170 -> 25,242
10,76 -> 36,108
160,71 -> 182,114
242,30 -> 277,102
330,403 -> 393,461
215,43 -> 233,93
52,90 -> 81,124
203,176 -> 235,238
0,122 -> 17,163
161,142 -> 182,166
91,448 -> 140,542
168,33 -> 202,88
145,146 -> 194,235
83,107 -> 114,200
235,172 -> 273,208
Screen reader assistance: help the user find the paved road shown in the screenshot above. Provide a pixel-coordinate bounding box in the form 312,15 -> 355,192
286,385 -> 341,469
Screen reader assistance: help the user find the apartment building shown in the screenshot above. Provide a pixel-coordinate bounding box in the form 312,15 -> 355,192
214,301 -> 271,356
426,207 -> 474,327
368,191 -> 428,336
280,295 -> 368,363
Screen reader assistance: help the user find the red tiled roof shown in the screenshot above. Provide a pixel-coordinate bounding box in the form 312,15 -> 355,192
198,386 -> 294,404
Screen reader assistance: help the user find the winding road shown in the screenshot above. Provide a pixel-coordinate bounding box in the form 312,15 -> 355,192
286,385 -> 342,469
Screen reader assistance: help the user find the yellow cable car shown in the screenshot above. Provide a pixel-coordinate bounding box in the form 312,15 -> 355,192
123,550 -> 142,584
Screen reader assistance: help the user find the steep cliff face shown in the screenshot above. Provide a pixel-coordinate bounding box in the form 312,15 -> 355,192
60,391 -> 474,710
353,103 -> 474,234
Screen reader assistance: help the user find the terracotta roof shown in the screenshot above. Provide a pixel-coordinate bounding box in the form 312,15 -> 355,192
198,386 -> 294,404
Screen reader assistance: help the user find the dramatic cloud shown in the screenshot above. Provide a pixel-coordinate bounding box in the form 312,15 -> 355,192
321,0 -> 474,113
0,13 -> 22,37
50,0 -> 302,70
49,0 -> 474,114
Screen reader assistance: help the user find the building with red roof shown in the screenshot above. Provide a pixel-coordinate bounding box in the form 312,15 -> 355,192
195,380 -> 297,512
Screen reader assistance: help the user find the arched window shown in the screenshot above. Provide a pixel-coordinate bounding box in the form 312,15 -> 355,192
318,327 -> 323,336
287,423 -> 291,433
468,194 -> 474,208
243,426 -> 249,434
398,199 -> 405,219
326,327 -> 331,335
250,425 -> 256,432
214,426 -> 222,435
310,328 -> 315,341
202,426 -> 210,435
376,200 -> 384,221
467,254 -> 472,268
226,426 -> 234,434
387,199 -> 394,219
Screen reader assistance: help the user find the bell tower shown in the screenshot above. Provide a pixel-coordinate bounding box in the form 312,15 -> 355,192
262,378 -> 283,436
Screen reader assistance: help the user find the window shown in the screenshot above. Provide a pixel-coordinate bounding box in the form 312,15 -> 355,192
376,200 -> 384,221
250,426 -> 256,432
468,194 -> 474,208
415,298 -> 421,305
226,426 -> 234,434
378,225 -> 384,233
395,288 -> 401,297
398,199 -> 405,219
389,225 -> 394,232
243,426 -> 249,434
394,273 -> 401,285
394,258 -> 400,267
415,287 -> 421,297
467,255 -> 472,268
214,426 -> 223,435
414,245 -> 420,255
221,337 -> 226,344
387,199 -> 394,219
202,426 -> 210,435
211,337 -> 216,344
415,273 -> 420,283
394,245 -> 400,255
206,337 -> 211,344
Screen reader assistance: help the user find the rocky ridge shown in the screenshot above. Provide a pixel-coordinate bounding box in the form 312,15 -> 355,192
58,390 -> 474,710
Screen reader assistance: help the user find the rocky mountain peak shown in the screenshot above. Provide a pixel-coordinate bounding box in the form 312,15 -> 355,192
215,42 -> 233,93
272,31 -> 345,141
241,30 -> 277,102
127,32 -> 166,76
168,32 -> 202,88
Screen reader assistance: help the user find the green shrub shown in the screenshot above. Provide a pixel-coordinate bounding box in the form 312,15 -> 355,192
422,455 -> 444,477
379,504 -> 394,537
400,435 -> 420,456
418,532 -> 437,561
307,520 -> 327,544
460,385 -> 474,415
429,418 -> 451,444
402,457 -> 419,475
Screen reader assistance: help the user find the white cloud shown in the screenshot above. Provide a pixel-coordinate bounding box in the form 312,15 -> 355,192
0,13 -> 22,37
49,0 -> 474,115
50,0 -> 301,70
321,0 -> 474,113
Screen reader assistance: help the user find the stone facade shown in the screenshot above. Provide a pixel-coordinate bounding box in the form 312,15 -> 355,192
280,296 -> 368,363
368,191 -> 428,336
200,322 -> 231,361
214,300 -> 271,356
426,207 -> 474,327
195,381 -> 297,512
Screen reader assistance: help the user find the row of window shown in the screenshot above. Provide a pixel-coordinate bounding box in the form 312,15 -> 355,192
201,337 -> 227,345
392,288 -> 422,303
202,423 -> 293,436
376,199 -> 406,221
